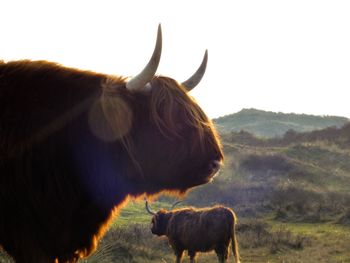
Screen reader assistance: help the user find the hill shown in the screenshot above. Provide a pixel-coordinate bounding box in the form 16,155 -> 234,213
187,122 -> 350,218
85,123 -> 350,263
213,108 -> 349,138
79,116 -> 350,263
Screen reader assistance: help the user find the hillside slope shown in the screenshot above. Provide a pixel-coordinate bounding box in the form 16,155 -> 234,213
187,123 -> 350,222
213,108 -> 349,138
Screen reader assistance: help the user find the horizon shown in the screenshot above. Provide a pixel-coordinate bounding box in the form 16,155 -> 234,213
1,0 -> 350,119
213,107 -> 350,120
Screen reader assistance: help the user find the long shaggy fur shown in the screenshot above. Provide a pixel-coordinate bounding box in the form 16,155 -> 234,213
0,60 -> 223,263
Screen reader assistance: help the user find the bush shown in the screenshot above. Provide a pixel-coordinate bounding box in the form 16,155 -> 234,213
236,219 -> 270,248
337,210 -> 350,225
268,226 -> 312,254
0,248 -> 14,263
237,220 -> 312,253
271,187 -> 350,223
239,154 -> 295,177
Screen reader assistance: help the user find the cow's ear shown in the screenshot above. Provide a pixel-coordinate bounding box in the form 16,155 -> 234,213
88,94 -> 133,141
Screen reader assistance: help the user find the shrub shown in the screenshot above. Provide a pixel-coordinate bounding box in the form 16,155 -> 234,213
268,226 -> 312,254
337,209 -> 350,225
239,154 -> 294,176
237,220 -> 312,253
0,248 -> 14,263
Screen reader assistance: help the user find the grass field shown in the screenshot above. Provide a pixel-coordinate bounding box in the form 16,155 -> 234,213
80,201 -> 350,263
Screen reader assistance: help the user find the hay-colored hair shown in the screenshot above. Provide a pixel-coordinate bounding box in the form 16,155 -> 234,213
149,77 -> 222,153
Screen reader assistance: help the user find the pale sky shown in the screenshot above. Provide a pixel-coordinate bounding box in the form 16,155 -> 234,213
1,0 -> 350,119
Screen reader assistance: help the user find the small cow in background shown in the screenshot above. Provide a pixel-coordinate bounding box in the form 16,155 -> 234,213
146,202 -> 240,263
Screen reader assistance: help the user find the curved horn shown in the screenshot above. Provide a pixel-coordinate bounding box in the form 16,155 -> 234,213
126,24 -> 162,91
145,200 -> 156,215
170,201 -> 183,210
182,50 -> 208,92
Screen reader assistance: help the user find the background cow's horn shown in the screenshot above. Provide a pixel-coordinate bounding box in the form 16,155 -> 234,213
145,201 -> 156,215
126,24 -> 162,91
182,50 -> 208,92
170,200 -> 182,210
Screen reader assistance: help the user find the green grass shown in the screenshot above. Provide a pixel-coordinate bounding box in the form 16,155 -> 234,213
91,214 -> 350,263
107,200 -> 350,263
2,200 -> 349,263
112,201 -> 151,227
262,219 -> 350,263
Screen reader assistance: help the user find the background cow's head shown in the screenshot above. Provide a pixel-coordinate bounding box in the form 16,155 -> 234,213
145,201 -> 176,236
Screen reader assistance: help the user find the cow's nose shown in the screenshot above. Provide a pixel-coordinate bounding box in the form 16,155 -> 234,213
209,160 -> 221,173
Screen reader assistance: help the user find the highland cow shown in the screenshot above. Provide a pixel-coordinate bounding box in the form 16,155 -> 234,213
146,202 -> 240,263
0,25 -> 223,263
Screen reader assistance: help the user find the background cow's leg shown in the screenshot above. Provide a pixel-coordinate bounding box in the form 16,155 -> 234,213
56,254 -> 80,263
174,248 -> 184,263
188,250 -> 197,263
215,244 -> 229,263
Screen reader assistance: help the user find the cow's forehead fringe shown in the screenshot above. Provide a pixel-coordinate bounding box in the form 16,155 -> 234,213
102,76 -> 128,90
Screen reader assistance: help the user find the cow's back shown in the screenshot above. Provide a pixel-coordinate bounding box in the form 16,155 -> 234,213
0,60 -> 104,155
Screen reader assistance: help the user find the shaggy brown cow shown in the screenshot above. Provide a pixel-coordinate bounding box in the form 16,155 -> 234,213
0,25 -> 223,263
146,202 -> 240,263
